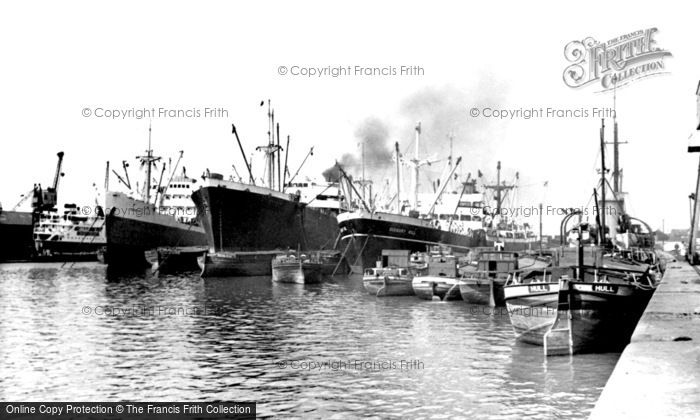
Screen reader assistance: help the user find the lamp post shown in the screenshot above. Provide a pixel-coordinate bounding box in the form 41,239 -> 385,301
687,81 -> 700,264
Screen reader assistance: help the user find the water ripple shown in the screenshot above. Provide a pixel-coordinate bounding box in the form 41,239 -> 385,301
0,263 -> 617,418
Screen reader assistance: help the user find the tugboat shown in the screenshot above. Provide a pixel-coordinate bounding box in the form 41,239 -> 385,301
103,128 -> 207,269
362,250 -> 427,297
271,252 -> 324,284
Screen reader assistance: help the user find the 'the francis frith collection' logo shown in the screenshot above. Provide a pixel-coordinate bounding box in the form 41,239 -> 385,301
562,28 -> 672,92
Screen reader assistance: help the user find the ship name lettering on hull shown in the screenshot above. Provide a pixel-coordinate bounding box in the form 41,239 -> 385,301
389,226 -> 417,236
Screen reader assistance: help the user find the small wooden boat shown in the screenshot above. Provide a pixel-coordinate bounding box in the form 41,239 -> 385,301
503,264 -> 656,355
272,253 -> 323,284
198,250 -> 286,277
154,246 -> 208,273
459,251 -> 520,306
317,250 -> 348,275
362,250 -> 426,296
412,253 -> 462,301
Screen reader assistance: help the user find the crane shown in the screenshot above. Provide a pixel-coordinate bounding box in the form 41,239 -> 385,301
52,151 -> 65,192
33,151 -> 64,212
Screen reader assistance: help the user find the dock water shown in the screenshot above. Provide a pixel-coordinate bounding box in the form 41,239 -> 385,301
590,254 -> 700,419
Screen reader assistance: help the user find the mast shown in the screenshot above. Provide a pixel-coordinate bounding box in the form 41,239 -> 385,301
599,119 -> 607,243
257,102 -> 282,190
539,202 -> 543,251
413,122 -> 421,210
613,119 -> 620,193
483,161 -> 514,218
270,107 -> 275,189
448,133 -> 454,191
276,122 -> 281,191
136,122 -> 161,205
283,134 -> 290,188
593,187 -> 601,245
104,161 -> 110,190
395,142 -> 401,213
496,161 -> 501,214
146,124 -> 152,204
612,83 -> 622,195
361,139 -> 366,200
267,100 -> 272,189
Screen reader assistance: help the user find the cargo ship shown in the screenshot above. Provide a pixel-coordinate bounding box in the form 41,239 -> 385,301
33,203 -> 106,260
103,130 -> 207,269
0,152 -> 65,261
193,176 -> 340,253
337,123 -> 488,269
192,112 -> 341,276
481,161 -> 538,251
0,207 -> 34,261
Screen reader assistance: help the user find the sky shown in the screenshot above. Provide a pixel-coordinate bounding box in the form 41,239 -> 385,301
0,1 -> 698,235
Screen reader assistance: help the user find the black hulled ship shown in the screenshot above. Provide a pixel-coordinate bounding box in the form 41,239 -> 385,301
0,152 -> 65,261
337,123 -> 487,270
103,129 -> 207,269
192,107 -> 341,276
192,177 -> 340,252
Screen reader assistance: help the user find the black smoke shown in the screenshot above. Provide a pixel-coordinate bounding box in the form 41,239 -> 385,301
322,78 -> 510,187
322,117 -> 391,182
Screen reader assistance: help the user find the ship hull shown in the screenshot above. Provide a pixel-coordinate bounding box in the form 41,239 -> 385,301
459,279 -> 506,306
363,270 -> 416,297
35,240 -> 105,259
192,186 -> 339,253
0,210 -> 34,261
272,262 -> 323,284
412,276 -> 463,301
199,251 -> 285,277
337,211 -> 486,269
155,246 -> 208,273
104,192 -> 207,269
505,282 -> 654,353
504,284 -> 560,346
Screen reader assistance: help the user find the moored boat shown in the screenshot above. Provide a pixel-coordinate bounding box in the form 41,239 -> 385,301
504,117 -> 661,355
192,110 -> 341,270
412,252 -> 462,301
103,135 -> 207,269
153,245 -> 209,273
504,264 -> 656,355
33,203 -> 106,260
0,152 -> 65,262
0,208 -> 34,261
459,251 -> 520,306
198,250 -> 286,277
272,253 -> 323,284
362,249 -> 427,297
337,124 -> 487,270
482,161 -> 538,252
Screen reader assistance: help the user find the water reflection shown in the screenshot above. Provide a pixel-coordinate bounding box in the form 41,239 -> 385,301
0,264 -> 616,418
